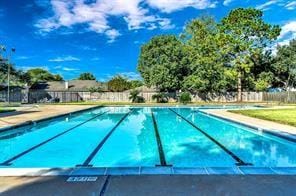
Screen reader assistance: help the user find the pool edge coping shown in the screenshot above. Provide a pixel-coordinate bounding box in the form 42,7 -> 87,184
199,110 -> 296,143
0,166 -> 295,176
1,106 -> 295,176
0,105 -> 103,133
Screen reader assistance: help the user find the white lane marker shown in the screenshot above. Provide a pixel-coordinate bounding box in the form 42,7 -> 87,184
67,176 -> 98,182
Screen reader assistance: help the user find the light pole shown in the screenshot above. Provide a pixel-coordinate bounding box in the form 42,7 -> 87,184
7,48 -> 16,105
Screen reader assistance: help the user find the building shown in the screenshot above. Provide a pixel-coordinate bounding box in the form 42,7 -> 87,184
30,80 -> 107,92
28,80 -> 107,103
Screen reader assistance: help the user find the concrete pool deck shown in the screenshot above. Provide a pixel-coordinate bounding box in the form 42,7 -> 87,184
0,105 -> 96,130
0,175 -> 295,195
204,109 -> 296,137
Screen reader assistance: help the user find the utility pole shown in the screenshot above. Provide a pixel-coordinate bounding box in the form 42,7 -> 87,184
7,48 -> 15,105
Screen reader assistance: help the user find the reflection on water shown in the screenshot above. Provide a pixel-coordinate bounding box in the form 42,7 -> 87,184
90,107 -> 160,167
176,108 -> 296,167
1,106 -> 296,167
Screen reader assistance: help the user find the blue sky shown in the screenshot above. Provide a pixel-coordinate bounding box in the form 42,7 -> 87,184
0,0 -> 295,81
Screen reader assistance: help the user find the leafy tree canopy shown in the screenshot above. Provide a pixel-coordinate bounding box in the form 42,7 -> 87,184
26,68 -> 63,84
137,35 -> 189,92
0,55 -> 30,85
273,39 -> 296,90
77,72 -> 96,80
220,8 -> 281,99
107,75 -> 131,92
137,8 -> 282,96
130,80 -> 143,89
182,16 -> 235,93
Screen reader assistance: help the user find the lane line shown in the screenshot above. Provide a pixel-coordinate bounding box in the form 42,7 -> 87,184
0,107 -> 102,140
0,110 -> 109,166
99,175 -> 110,196
78,109 -> 134,167
151,109 -> 169,166
169,108 -> 252,166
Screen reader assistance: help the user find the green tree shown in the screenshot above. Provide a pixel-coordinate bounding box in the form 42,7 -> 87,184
130,80 -> 143,89
26,68 -> 63,84
181,16 -> 235,93
107,75 -> 131,92
77,72 -> 96,80
220,8 -> 280,101
249,50 -> 275,91
0,57 -> 29,85
273,39 -> 296,95
137,35 -> 188,91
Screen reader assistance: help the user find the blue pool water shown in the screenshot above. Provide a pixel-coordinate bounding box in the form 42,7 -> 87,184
0,106 -> 295,168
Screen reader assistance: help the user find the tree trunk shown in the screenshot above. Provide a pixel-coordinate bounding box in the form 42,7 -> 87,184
237,72 -> 242,102
286,73 -> 291,103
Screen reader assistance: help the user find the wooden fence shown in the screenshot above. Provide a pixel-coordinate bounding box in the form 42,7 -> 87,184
0,90 -> 23,102
190,92 -> 263,102
28,91 -> 82,103
82,92 -> 177,102
263,92 -> 296,103
2,90 -> 296,103
81,91 -> 263,103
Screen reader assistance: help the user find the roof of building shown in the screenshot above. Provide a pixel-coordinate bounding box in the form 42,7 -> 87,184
0,84 -> 24,91
30,80 -> 107,92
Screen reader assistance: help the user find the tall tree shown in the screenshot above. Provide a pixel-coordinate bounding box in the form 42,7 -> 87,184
249,50 -> 275,91
137,35 -> 188,92
130,80 -> 143,89
77,72 -> 96,80
181,16 -> 235,93
273,39 -> 296,94
0,56 -> 28,85
107,75 -> 131,92
220,8 -> 280,101
26,68 -> 63,84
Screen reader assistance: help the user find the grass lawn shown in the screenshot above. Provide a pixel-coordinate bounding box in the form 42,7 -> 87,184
231,108 -> 296,127
0,108 -> 15,113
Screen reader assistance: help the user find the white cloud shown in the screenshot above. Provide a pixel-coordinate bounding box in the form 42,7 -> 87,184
35,0 -> 175,42
223,0 -> 234,6
255,0 -> 296,11
49,55 -> 81,62
279,21 -> 296,39
62,67 -> 80,71
146,0 -> 217,13
80,46 -> 97,51
158,18 -> 175,29
256,0 -> 279,11
16,56 -> 30,60
119,71 -> 142,80
54,65 -> 80,71
285,1 -> 296,10
105,29 -> 121,43
270,20 -> 296,54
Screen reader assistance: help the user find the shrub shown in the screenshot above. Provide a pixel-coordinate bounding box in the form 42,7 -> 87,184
152,93 -> 168,103
129,90 -> 145,103
179,92 -> 192,104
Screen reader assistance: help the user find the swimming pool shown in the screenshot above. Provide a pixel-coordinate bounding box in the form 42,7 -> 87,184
0,106 -> 295,175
